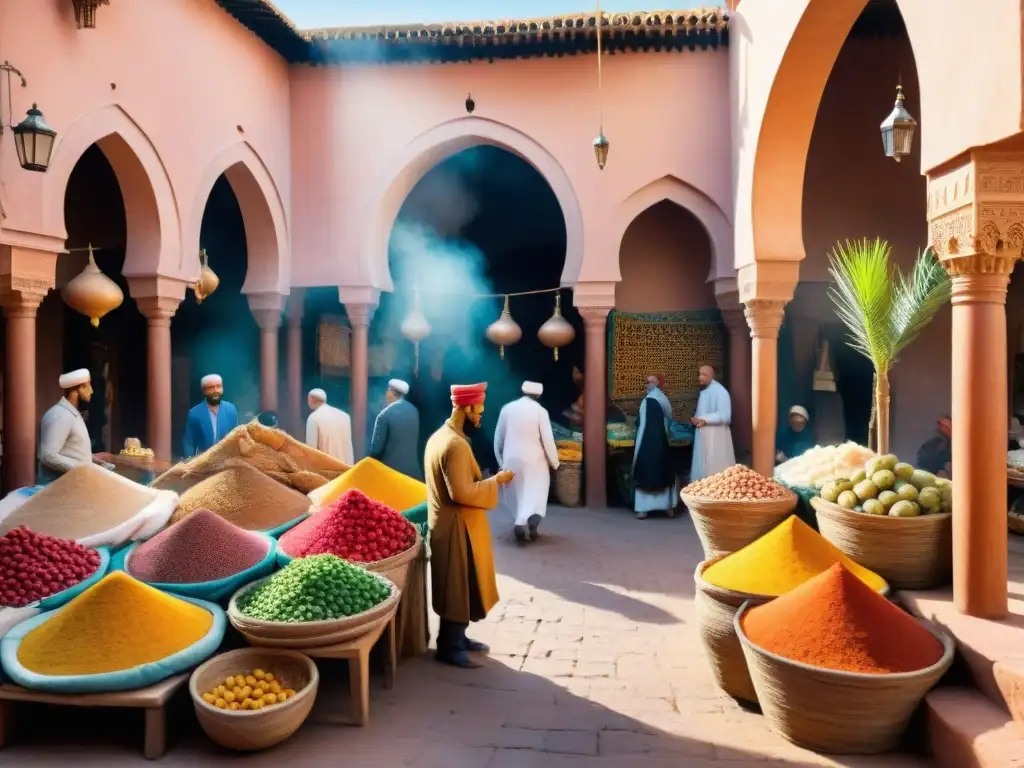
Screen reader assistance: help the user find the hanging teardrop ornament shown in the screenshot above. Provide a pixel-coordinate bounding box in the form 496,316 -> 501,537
61,244 -> 124,328
486,294 -> 522,359
192,248 -> 220,304
401,290 -> 432,377
538,291 -> 575,361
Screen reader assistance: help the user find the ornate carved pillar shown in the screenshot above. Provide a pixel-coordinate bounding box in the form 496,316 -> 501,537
135,296 -> 181,462
575,305 -> 608,508
248,293 -> 284,414
286,290 -> 305,436
343,297 -> 378,460
717,291 -> 752,459
744,299 -> 787,477
928,151 -> 1024,619
0,247 -> 57,491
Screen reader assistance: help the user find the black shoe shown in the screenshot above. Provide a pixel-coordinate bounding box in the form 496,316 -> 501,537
527,514 -> 541,539
435,650 -> 481,669
463,637 -> 490,653
514,525 -> 529,542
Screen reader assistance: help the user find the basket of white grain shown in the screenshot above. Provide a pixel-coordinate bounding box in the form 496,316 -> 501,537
810,453 -> 952,590
774,442 -> 878,531
681,465 -> 797,560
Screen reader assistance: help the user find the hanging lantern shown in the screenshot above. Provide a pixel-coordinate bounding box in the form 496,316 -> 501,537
12,104 -> 57,173
485,295 -> 522,359
591,2 -> 609,170
71,0 -> 110,29
594,133 -> 610,170
61,244 -> 123,327
400,290 -> 431,376
880,84 -> 917,163
465,93 -> 475,114
191,248 -> 220,304
538,292 -> 575,361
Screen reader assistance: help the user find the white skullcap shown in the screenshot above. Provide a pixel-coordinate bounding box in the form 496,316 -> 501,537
522,381 -> 543,397
59,369 -> 90,389
308,388 -> 327,401
388,379 -> 409,395
201,374 -> 223,389
789,405 -> 810,421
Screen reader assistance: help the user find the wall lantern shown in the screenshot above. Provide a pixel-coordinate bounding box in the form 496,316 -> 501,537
72,0 -> 110,29
0,62 -> 56,173
880,84 -> 916,163
465,93 -> 475,114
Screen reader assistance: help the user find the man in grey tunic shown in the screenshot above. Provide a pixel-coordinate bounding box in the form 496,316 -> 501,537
369,378 -> 422,479
38,369 -> 113,483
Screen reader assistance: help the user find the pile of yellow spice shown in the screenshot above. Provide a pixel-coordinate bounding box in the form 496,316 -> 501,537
201,668 -> 297,711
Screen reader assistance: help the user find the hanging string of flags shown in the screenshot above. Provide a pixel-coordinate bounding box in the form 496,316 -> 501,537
400,286 -> 576,375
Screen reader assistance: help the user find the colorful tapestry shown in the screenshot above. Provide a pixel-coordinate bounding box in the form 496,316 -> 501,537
318,315 -> 351,376
608,309 -> 727,423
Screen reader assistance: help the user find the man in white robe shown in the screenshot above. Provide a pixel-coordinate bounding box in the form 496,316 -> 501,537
305,388 -> 354,465
690,365 -> 736,482
38,369 -> 114,483
494,381 -> 559,542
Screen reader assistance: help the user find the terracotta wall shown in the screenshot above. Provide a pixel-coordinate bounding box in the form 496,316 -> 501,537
615,201 -> 716,313
795,32 -> 948,461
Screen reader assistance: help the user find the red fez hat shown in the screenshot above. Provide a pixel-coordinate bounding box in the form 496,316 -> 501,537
451,382 -> 487,407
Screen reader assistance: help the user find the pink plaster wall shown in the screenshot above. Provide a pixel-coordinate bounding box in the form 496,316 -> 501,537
615,200 -> 716,312
289,50 -> 733,291
0,0 -> 291,287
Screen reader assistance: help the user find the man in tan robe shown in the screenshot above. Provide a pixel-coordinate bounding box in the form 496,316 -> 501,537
425,382 -> 514,668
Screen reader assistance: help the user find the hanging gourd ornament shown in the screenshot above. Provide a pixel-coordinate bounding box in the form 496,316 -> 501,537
191,248 -> 220,304
61,244 -> 123,328
486,294 -> 522,359
400,290 -> 431,376
537,292 -> 575,361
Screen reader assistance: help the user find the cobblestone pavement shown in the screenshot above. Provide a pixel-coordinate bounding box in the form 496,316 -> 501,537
0,507 -> 934,767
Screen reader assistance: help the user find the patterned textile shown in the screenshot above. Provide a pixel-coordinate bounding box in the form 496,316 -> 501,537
318,315 -> 351,376
608,309 -> 727,423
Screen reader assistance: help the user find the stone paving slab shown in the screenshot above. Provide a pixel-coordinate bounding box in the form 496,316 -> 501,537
0,506 -> 934,767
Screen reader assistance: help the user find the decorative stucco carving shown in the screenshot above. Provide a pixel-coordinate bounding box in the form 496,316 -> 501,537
743,299 -> 787,339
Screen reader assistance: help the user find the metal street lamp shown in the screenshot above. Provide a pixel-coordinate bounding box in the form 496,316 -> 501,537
880,84 -> 917,163
0,61 -> 57,173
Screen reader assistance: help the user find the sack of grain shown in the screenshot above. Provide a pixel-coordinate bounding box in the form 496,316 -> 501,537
0,465 -> 177,548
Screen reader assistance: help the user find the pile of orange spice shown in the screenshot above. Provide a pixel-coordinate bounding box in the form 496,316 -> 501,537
740,563 -> 944,674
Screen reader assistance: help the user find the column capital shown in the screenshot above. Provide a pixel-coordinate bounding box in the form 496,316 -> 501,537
136,295 -> 181,324
247,291 -> 284,330
344,301 -> 377,328
0,245 -> 57,315
744,298 -> 787,339
572,280 -> 616,312
720,308 -> 748,333
252,309 -> 283,331
736,261 -> 799,305
578,306 -> 610,327
126,276 -> 189,303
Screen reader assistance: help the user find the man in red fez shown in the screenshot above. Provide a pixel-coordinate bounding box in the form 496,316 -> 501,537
424,382 -> 514,668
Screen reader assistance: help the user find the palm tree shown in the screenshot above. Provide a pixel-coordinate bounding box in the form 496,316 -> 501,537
827,238 -> 951,454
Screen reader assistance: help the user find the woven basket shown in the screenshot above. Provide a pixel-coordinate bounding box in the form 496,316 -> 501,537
554,461 -> 582,507
812,497 -> 952,590
364,530 -> 422,591
189,648 -> 318,751
681,492 -> 798,559
735,602 -> 954,754
693,559 -> 772,704
228,573 -> 400,648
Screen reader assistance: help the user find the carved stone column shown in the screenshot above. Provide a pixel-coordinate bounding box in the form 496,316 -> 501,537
248,293 -> 284,414
744,299 -> 787,477
136,296 -> 181,462
286,290 -> 305,436
344,301 -> 377,460
718,301 -> 752,458
928,150 -> 1024,619
578,306 -> 610,508
0,247 -> 57,491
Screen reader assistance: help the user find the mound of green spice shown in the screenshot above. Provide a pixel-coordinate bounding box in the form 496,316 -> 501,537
238,554 -> 391,623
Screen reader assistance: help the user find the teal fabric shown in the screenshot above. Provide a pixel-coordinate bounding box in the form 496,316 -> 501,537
111,534 -> 277,601
0,596 -> 226,694
264,514 -> 309,539
37,547 -> 111,610
276,550 -> 294,568
775,479 -> 820,531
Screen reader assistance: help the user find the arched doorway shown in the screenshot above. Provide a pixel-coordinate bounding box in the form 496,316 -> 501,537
373,145 -> 578,471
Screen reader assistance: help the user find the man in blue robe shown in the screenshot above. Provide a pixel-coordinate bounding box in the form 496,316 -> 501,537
182,373 -> 239,457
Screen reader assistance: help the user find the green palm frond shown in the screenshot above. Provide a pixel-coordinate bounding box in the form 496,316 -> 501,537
827,238 -> 896,370
890,246 -> 951,355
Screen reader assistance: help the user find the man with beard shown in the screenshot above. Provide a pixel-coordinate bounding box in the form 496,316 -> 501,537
38,369 -> 114,483
182,374 -> 239,457
689,364 -> 736,481
425,382 -> 514,668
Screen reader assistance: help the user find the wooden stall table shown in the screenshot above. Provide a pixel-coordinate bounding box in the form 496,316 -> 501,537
0,673 -> 188,759
295,608 -> 398,727
95,453 -> 172,486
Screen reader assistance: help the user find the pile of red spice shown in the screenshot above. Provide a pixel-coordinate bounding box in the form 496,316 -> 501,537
128,508 -> 269,584
0,526 -> 102,608
279,489 -> 416,563
740,563 -> 945,674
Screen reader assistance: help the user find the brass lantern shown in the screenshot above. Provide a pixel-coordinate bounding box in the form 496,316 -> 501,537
62,244 -> 124,327
191,248 -> 220,304
594,133 -> 610,171
400,290 -> 431,376
485,295 -> 522,359
538,292 -> 575,360
880,84 -> 917,163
